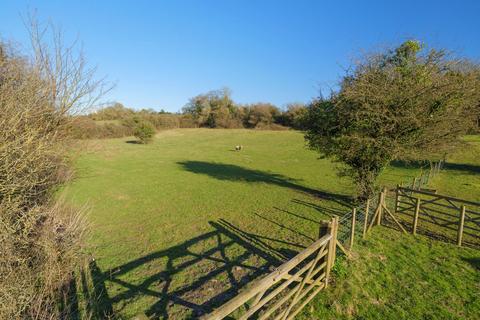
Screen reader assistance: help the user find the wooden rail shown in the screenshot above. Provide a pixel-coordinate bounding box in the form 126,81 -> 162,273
201,217 -> 338,320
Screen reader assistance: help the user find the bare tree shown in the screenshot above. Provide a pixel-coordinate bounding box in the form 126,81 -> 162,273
0,15 -> 110,319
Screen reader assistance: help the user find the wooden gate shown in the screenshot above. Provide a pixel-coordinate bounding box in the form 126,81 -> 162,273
394,186 -> 480,247
200,217 -> 339,320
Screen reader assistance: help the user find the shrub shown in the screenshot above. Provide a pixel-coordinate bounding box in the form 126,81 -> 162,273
134,121 -> 156,143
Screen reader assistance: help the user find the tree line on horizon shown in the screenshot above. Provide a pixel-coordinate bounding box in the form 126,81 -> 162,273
70,91 -> 309,139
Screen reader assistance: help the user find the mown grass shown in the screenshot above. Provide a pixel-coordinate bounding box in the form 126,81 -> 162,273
64,129 -> 479,319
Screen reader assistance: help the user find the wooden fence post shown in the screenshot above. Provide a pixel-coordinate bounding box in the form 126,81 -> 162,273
412,177 -> 417,189
362,199 -> 370,239
375,191 -> 381,226
412,198 -> 421,235
349,208 -> 356,249
457,205 -> 466,247
325,217 -> 338,288
394,185 -> 400,214
376,188 -> 386,226
332,216 -> 338,265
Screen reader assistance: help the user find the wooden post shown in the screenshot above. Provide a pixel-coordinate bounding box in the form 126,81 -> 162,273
362,199 -> 370,239
457,205 -> 466,247
411,177 -> 417,189
325,217 -> 338,288
332,216 -> 338,266
349,208 -> 356,249
412,198 -> 421,235
375,191 -> 381,226
376,188 -> 386,226
394,185 -> 400,214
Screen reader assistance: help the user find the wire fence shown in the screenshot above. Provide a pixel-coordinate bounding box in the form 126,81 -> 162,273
399,159 -> 445,190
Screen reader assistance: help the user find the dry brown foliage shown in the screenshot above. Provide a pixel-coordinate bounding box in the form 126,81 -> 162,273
0,17 -> 107,319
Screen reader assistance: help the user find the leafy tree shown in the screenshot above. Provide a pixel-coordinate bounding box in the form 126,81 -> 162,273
183,88 -> 239,128
304,40 -> 480,199
91,102 -> 134,120
277,103 -> 308,129
133,120 -> 156,144
244,103 -> 280,128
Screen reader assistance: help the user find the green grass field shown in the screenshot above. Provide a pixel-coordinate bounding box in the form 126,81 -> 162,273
65,129 -> 479,319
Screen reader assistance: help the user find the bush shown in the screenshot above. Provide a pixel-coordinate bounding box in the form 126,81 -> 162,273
134,121 -> 156,143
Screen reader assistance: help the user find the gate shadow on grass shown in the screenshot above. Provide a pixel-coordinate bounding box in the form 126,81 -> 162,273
84,219 -> 304,319
177,161 -> 352,207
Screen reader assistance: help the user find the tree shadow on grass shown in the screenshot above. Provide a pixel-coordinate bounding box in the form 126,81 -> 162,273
443,162 -> 480,174
390,159 -> 480,175
389,159 -> 431,169
177,161 -> 353,207
126,140 -> 141,144
80,219 -> 304,319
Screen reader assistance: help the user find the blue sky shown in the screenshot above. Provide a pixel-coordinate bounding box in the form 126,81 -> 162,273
1,1 -> 479,112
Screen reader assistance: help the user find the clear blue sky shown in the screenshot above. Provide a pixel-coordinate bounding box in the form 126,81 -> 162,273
1,1 -> 479,112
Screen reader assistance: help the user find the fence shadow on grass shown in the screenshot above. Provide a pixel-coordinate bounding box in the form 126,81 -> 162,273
79,219 -> 305,319
177,161 -> 352,207
462,257 -> 480,270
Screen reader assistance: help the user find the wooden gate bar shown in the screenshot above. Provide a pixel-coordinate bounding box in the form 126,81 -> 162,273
457,205 -> 466,246
412,198 -> 421,235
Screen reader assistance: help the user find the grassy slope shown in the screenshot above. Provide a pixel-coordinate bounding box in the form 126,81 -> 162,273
65,129 -> 479,319
300,229 -> 479,320
430,135 -> 480,202
300,135 -> 480,319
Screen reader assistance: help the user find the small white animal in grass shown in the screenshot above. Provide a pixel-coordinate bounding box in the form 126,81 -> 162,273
235,145 -> 243,151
